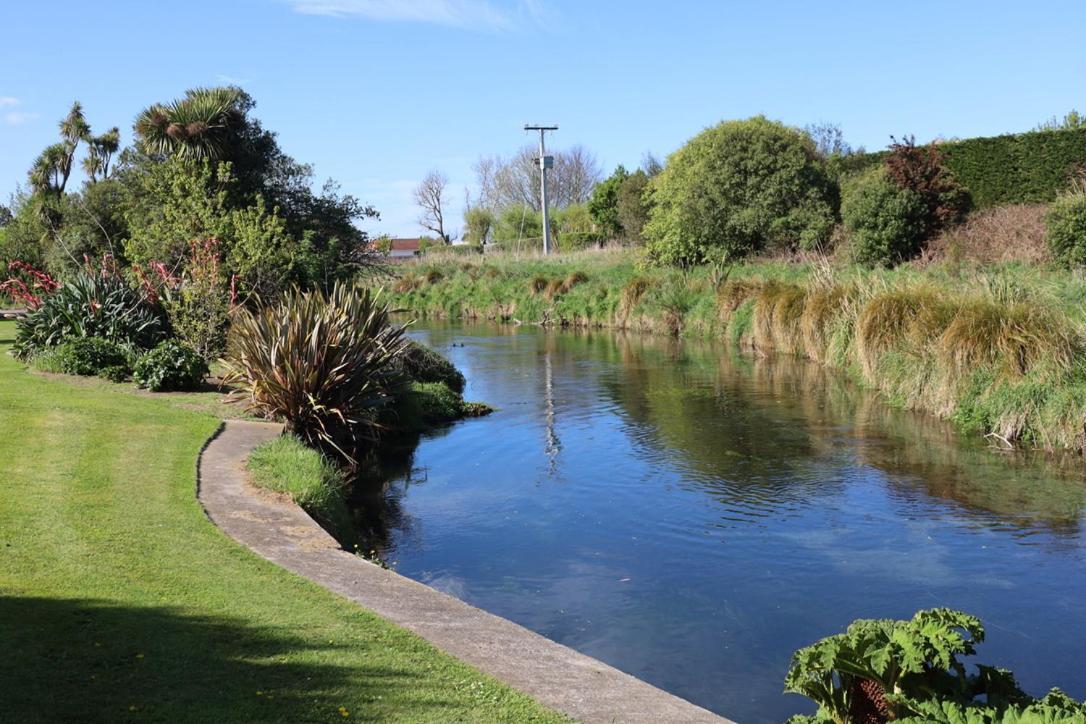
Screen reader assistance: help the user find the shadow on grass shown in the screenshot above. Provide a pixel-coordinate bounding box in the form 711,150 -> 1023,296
0,596 -> 451,722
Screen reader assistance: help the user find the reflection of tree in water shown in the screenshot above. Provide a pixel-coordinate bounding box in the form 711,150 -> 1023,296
345,433 -> 433,558
595,331 -> 1086,537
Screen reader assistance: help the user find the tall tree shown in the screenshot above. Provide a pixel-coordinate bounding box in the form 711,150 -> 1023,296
414,170 -> 451,244
83,128 -> 121,182
134,87 -> 244,160
473,144 -> 603,211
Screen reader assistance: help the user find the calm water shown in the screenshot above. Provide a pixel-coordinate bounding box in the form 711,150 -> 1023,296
348,322 -> 1086,723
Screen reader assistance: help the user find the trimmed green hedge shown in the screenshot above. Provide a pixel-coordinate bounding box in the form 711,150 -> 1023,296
842,127 -> 1086,208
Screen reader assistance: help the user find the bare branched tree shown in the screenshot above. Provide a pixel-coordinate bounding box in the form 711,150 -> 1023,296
414,170 -> 452,244
472,144 -> 603,211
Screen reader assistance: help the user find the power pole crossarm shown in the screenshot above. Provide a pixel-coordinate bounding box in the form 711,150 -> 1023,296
525,124 -> 558,255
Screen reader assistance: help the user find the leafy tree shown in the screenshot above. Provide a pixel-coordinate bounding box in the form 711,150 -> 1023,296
841,167 -> 928,266
554,203 -> 599,250
122,158 -> 296,298
1045,182 -> 1086,267
644,116 -> 837,265
588,165 -> 628,239
616,170 -> 652,244
462,206 -> 494,245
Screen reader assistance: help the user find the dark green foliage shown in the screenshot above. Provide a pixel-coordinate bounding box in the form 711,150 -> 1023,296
1045,187 -> 1086,267
616,170 -> 652,244
644,116 -> 837,265
13,272 -> 167,359
98,364 -> 130,383
845,127 -> 1086,208
389,381 -> 493,434
133,339 -> 209,392
588,165 -> 628,239
785,608 -> 1086,724
396,340 -> 466,392
842,168 -> 929,266
52,337 -> 129,376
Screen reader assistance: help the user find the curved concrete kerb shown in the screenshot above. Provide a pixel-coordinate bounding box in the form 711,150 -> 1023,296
198,420 -> 731,724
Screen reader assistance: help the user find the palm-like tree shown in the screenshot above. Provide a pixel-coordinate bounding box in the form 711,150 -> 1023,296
82,127 -> 121,182
134,87 -> 243,161
29,102 -> 91,196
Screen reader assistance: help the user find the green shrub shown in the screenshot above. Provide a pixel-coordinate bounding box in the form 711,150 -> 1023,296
644,116 -> 836,265
389,381 -> 492,434
842,167 -> 928,266
222,283 -> 407,463
396,340 -> 466,392
133,339 -> 208,391
98,364 -> 130,383
785,608 -> 1086,723
13,271 -> 167,359
51,337 -> 129,376
1045,186 -> 1086,266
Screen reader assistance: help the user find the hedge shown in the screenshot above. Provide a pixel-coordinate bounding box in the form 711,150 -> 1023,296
840,127 -> 1086,208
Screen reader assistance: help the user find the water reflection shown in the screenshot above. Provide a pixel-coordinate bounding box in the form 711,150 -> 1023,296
344,321 -> 1086,722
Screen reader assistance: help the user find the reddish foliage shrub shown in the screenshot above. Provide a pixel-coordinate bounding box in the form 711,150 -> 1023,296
885,135 -> 971,234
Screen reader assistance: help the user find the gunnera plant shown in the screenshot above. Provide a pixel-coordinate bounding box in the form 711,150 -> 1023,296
223,283 -> 407,463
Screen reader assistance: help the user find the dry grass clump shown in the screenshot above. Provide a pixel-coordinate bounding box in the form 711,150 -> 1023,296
920,204 -> 1050,266
560,270 -> 589,294
483,266 -> 501,278
716,278 -> 764,321
800,285 -> 850,361
425,270 -> 444,284
543,278 -> 564,299
751,282 -> 806,353
618,276 -> 653,321
393,273 -> 422,293
939,299 -> 1080,380
855,287 -> 955,377
528,276 -> 549,296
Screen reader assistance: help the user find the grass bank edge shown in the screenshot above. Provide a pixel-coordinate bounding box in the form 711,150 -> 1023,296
390,252 -> 1086,454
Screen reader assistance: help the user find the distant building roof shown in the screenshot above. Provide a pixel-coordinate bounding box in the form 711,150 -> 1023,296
389,238 -> 420,251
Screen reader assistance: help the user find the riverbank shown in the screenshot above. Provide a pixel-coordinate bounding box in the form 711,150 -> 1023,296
0,320 -> 561,722
389,250 -> 1086,454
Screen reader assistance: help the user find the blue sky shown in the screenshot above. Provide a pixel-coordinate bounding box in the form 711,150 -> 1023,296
2,0 -> 1084,237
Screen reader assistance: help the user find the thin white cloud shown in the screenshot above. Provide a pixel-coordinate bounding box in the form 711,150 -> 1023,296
216,74 -> 252,86
4,111 -> 38,126
0,97 -> 20,108
288,0 -> 540,31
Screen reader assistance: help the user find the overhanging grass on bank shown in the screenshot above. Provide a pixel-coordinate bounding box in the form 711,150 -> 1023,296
389,250 -> 1086,453
248,434 -> 355,544
0,320 -> 560,723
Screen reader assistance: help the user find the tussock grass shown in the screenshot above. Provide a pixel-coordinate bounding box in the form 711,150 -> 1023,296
387,249 -> 1086,452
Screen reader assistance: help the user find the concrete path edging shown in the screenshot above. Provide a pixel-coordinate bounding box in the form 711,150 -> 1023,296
197,420 -> 732,724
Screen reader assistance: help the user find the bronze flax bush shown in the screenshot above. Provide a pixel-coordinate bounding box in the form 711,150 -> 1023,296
223,282 -> 407,464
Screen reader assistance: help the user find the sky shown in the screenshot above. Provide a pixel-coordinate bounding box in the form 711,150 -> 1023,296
2,0 -> 1085,238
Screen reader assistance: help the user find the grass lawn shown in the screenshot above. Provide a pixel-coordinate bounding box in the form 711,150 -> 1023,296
0,320 -> 561,723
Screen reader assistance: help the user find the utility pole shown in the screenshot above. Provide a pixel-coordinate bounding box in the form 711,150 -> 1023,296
525,124 -> 558,255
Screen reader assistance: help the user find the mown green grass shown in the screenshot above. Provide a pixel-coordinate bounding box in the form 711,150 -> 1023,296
390,249 -> 1086,453
0,320 -> 561,723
